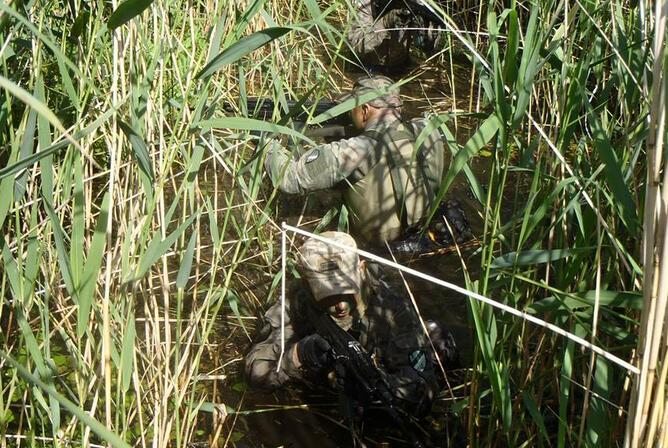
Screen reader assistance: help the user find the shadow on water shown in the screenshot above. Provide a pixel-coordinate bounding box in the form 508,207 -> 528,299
193,60 -> 495,447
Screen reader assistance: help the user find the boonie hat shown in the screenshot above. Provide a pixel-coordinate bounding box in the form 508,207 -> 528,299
340,75 -> 402,109
299,231 -> 361,302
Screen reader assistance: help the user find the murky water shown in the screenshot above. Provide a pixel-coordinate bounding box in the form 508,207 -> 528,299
192,59 -> 491,447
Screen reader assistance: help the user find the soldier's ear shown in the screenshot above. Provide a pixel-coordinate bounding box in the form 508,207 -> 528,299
361,104 -> 370,121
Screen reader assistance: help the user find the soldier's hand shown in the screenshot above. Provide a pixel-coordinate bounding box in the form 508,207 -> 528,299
297,334 -> 331,370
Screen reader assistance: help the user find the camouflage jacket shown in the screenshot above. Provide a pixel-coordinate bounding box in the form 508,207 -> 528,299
265,113 -> 445,244
245,264 -> 439,416
347,0 -> 443,65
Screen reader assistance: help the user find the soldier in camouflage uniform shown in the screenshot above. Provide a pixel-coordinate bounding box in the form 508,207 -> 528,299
264,75 -> 447,246
245,231 -> 440,417
347,0 -> 443,68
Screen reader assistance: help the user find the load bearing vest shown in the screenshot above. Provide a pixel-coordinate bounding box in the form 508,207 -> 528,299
344,119 -> 444,245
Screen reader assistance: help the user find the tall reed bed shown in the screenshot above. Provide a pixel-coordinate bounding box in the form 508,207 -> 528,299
427,0 -> 666,445
0,0 -> 348,446
0,0 -> 665,446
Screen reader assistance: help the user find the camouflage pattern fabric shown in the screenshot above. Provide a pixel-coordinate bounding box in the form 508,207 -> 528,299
347,0 -> 443,67
264,112 -> 445,244
347,0 -> 412,67
245,264 -> 439,416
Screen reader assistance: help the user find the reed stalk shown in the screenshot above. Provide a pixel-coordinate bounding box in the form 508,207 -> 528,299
0,0 -> 664,446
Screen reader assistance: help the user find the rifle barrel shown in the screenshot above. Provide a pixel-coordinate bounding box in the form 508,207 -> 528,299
225,97 -> 349,126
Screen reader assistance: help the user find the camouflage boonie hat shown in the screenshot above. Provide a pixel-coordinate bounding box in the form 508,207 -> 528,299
298,231 -> 361,302
340,75 -> 402,109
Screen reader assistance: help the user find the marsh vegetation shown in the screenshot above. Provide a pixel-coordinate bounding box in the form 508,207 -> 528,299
1,0 -> 667,447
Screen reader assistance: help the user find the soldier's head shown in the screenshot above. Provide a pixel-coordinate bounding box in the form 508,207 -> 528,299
342,75 -> 402,130
299,231 -> 363,327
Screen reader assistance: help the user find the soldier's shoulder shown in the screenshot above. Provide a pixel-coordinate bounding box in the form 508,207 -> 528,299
263,280 -> 312,325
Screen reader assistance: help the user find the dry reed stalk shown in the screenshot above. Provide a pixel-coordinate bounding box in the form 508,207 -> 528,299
625,0 -> 668,445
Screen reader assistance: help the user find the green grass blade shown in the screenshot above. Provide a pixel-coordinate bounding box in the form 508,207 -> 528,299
108,0 -> 155,30
118,119 -> 155,184
587,107 -> 639,231
44,199 -> 76,298
0,350 -> 132,448
129,212 -> 199,283
197,27 -> 293,79
490,248 -> 593,270
176,232 -> 197,291
585,357 -> 611,446
35,75 -> 54,203
196,116 -> 315,146
0,75 -> 66,135
71,153 -> 85,289
227,0 -> 266,43
14,108 -> 36,200
120,310 -> 136,394
436,113 -> 502,203
78,192 -> 110,338
522,391 -> 549,444
0,104 -> 118,181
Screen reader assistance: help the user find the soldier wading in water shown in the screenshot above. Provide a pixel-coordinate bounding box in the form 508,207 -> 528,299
245,232 -> 459,445
264,75 -> 471,253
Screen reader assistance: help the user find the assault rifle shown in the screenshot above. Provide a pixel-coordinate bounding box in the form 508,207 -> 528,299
306,303 -> 428,447
224,97 -> 355,140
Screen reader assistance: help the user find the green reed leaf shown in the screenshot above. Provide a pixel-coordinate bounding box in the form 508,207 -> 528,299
229,0 -> 266,43
14,107 -> 36,201
587,108 -> 639,231
436,113 -> 501,205
196,116 -> 315,146
206,198 -> 220,248
129,212 -> 199,283
469,294 -> 511,432
197,27 -> 293,79
491,247 -> 592,270
502,9 -> 519,86
120,310 -> 136,393
527,290 -> 643,315
522,391 -> 549,443
176,232 -> 197,291
71,153 -> 85,289
0,350 -> 131,448
118,119 -> 154,184
0,75 -> 66,135
78,192 -> 109,338
512,6 -> 543,127
586,357 -> 611,446
0,3 -> 85,82
108,0 -> 155,30
44,200 -> 76,298
0,104 -> 117,182
35,76 -> 54,203
1,242 -> 48,377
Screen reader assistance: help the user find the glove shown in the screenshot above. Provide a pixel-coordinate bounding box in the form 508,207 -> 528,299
430,199 -> 472,245
296,334 -> 332,370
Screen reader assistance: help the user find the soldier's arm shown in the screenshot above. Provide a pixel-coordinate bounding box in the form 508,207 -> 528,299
264,136 -> 373,194
347,0 -> 389,54
244,301 -> 304,389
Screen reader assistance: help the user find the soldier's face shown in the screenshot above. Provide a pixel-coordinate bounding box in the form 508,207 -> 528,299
320,294 -> 356,319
